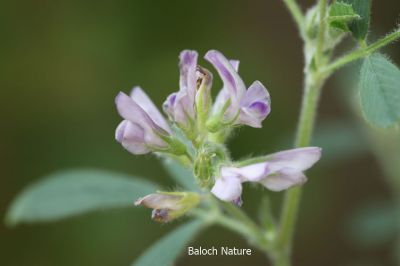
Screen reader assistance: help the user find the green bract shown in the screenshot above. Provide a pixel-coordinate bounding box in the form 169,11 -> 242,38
342,0 -> 372,40
328,1 -> 360,32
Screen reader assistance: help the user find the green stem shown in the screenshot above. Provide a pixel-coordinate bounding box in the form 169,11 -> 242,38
294,77 -> 323,147
268,4 -> 400,266
191,207 -> 270,252
272,251 -> 291,266
282,0 -> 305,38
192,208 -> 253,237
322,29 -> 400,74
220,201 -> 263,237
315,0 -> 327,66
273,74 -> 324,266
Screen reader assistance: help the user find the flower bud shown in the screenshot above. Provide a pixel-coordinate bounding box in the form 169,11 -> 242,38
135,191 -> 200,223
194,153 -> 215,187
193,143 -> 228,187
195,66 -> 213,124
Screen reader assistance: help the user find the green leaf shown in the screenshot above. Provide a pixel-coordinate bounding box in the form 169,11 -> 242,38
346,200 -> 399,248
342,0 -> 372,40
133,220 -> 203,266
359,53 -> 400,128
329,1 -> 360,31
162,159 -> 198,191
5,169 -> 158,226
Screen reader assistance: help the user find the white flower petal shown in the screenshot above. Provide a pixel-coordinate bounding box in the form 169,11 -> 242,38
221,163 -> 269,182
267,147 -> 322,173
259,168 -> 307,191
211,175 -> 242,202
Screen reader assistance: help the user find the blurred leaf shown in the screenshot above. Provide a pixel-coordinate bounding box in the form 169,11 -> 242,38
359,53 -> 400,128
5,169 -> 158,226
162,159 -> 198,191
133,219 -> 203,266
311,121 -> 368,163
342,260 -> 383,266
277,120 -> 367,164
329,1 -> 360,31
346,200 -> 399,248
342,0 -> 371,40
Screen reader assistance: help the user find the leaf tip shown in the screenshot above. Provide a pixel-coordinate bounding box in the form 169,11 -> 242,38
4,207 -> 20,228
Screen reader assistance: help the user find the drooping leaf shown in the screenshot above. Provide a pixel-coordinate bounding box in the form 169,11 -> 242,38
342,0 -> 372,40
346,200 -> 399,248
329,1 -> 360,31
162,159 -> 198,191
359,53 -> 400,128
5,169 -> 158,226
133,220 -> 203,266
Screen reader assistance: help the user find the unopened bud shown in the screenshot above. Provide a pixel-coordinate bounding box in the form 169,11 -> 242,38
195,66 -> 213,115
194,148 -> 215,188
135,191 -> 200,223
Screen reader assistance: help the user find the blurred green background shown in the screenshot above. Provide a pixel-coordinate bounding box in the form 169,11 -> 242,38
1,0 -> 399,265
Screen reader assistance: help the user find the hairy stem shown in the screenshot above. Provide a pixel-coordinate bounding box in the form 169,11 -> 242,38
322,29 -> 400,74
266,3 -> 400,266
191,207 -> 270,252
273,73 -> 324,266
272,1 -> 328,263
315,0 -> 327,66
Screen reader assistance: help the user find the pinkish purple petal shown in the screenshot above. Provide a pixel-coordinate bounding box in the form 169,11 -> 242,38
130,87 -> 171,133
237,81 -> 271,128
115,92 -> 155,130
115,120 -> 150,154
116,92 -> 169,136
205,50 -> 246,102
179,50 -> 198,97
161,50 -> 198,126
115,120 -> 128,143
240,81 -> 270,107
178,50 -> 198,117
229,60 -> 240,72
232,197 -> 243,207
173,91 -> 192,125
162,92 -> 177,117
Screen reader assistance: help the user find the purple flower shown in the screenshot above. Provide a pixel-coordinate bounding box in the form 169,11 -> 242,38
205,50 -> 271,128
211,147 -> 322,202
163,50 -> 198,127
115,87 -> 171,154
